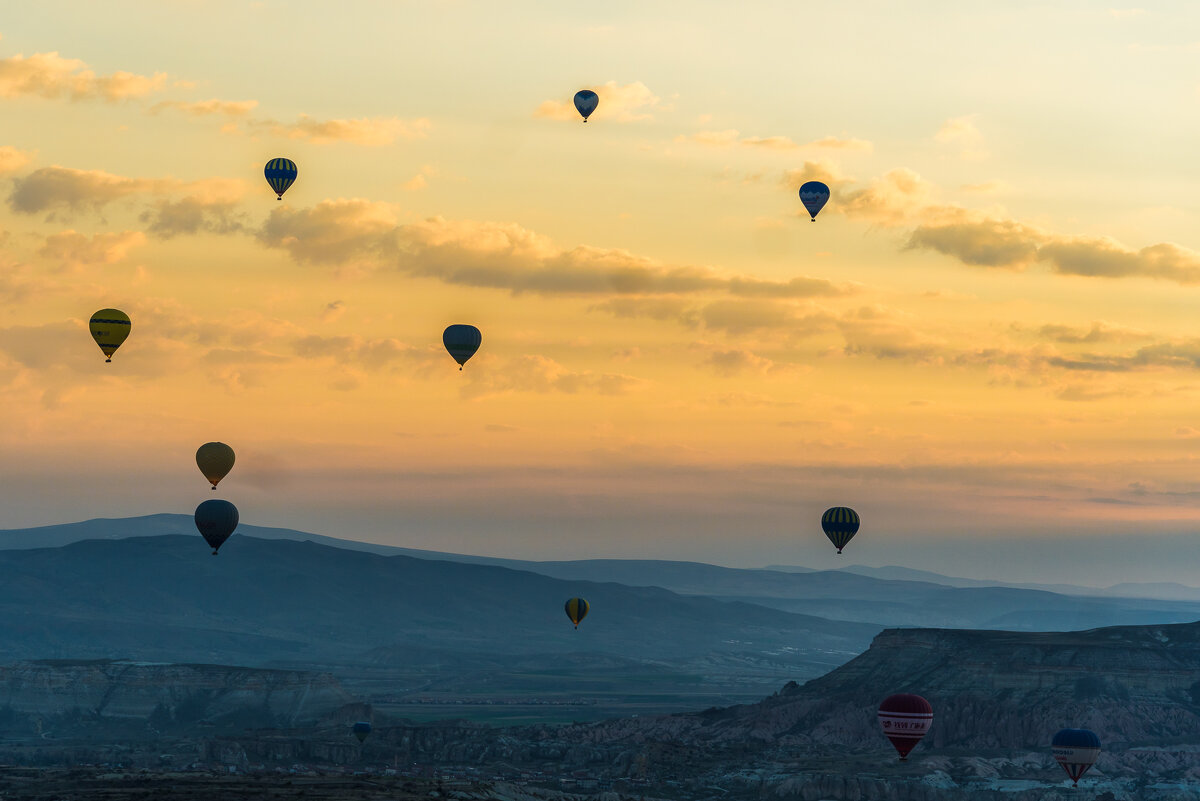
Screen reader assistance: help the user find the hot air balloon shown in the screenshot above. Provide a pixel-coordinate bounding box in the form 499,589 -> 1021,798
264,158 -> 297,200
799,181 -> 830,221
89,309 -> 131,363
821,507 -> 860,554
573,90 -> 598,122
196,442 -> 236,490
442,324 -> 482,370
564,597 -> 589,629
352,721 -> 372,743
1052,728 -> 1100,787
195,499 -> 238,555
878,694 -> 933,761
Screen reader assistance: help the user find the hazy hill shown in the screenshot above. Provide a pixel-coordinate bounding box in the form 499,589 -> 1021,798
0,535 -> 877,677
6,516 -> 1200,631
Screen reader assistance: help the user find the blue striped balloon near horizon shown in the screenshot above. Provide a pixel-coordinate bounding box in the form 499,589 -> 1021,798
442,324 -> 482,370
264,157 -> 297,199
1051,728 -> 1101,786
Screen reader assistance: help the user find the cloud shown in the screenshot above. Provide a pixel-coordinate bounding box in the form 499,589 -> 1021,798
8,166 -> 159,214
257,198 -> 399,265
839,168 -> 937,225
703,348 -> 774,376
8,167 -> 249,226
138,182 -> 250,238
807,136 -> 873,152
1034,322 -> 1149,344
0,51 -> 166,101
38,230 -> 145,267
460,354 -> 643,399
152,98 -> 258,117
535,81 -> 662,122
292,334 -> 438,371
935,114 -> 988,160
678,131 -> 872,152
0,145 -> 33,173
1038,238 -> 1200,283
249,114 -> 431,145
905,213 -> 1044,268
320,301 -> 346,322
403,165 -> 437,191
258,202 -> 856,299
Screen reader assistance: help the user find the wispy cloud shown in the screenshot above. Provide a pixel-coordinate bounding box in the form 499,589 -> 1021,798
678,130 -> 872,152
0,51 -> 166,101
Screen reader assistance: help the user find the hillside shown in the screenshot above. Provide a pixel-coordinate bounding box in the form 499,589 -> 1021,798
7,516 -> 1200,632
0,535 -> 877,677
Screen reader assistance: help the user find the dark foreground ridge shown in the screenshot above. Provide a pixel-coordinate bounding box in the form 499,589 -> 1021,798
2,621 -> 1199,798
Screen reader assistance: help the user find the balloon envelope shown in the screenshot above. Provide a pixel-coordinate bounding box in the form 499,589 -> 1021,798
821,507 -> 860,554
799,181 -> 830,221
196,442 -> 236,490
264,158 -> 297,199
1052,728 -> 1100,786
573,90 -> 599,121
564,597 -> 589,628
89,309 -> 131,362
878,694 -> 932,760
443,324 -> 482,369
352,721 -> 372,743
195,499 -> 239,555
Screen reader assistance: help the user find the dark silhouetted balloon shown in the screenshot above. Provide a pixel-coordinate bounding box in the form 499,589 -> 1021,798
196,442 -> 235,490
574,90 -> 598,122
1052,728 -> 1100,786
565,597 -> 589,629
821,507 -> 860,554
264,158 -> 297,200
799,181 -> 830,221
89,309 -> 131,363
443,324 -> 482,370
352,721 -> 372,743
195,499 -> 239,555
878,694 -> 932,761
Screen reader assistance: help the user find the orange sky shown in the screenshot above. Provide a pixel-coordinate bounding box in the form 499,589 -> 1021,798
3,3 -> 1200,584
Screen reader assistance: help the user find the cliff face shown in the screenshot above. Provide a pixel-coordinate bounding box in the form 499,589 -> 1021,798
574,620 -> 1200,754
0,660 -> 351,726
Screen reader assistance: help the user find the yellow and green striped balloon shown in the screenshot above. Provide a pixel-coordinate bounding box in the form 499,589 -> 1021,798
821,507 -> 860,554
88,309 -> 131,363
564,597 -> 589,629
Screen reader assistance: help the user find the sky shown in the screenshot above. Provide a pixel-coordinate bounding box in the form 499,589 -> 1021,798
4,2 -> 1200,585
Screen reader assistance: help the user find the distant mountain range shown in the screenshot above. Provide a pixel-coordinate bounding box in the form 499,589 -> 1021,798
0,534 -> 877,679
4,516 -> 1200,634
